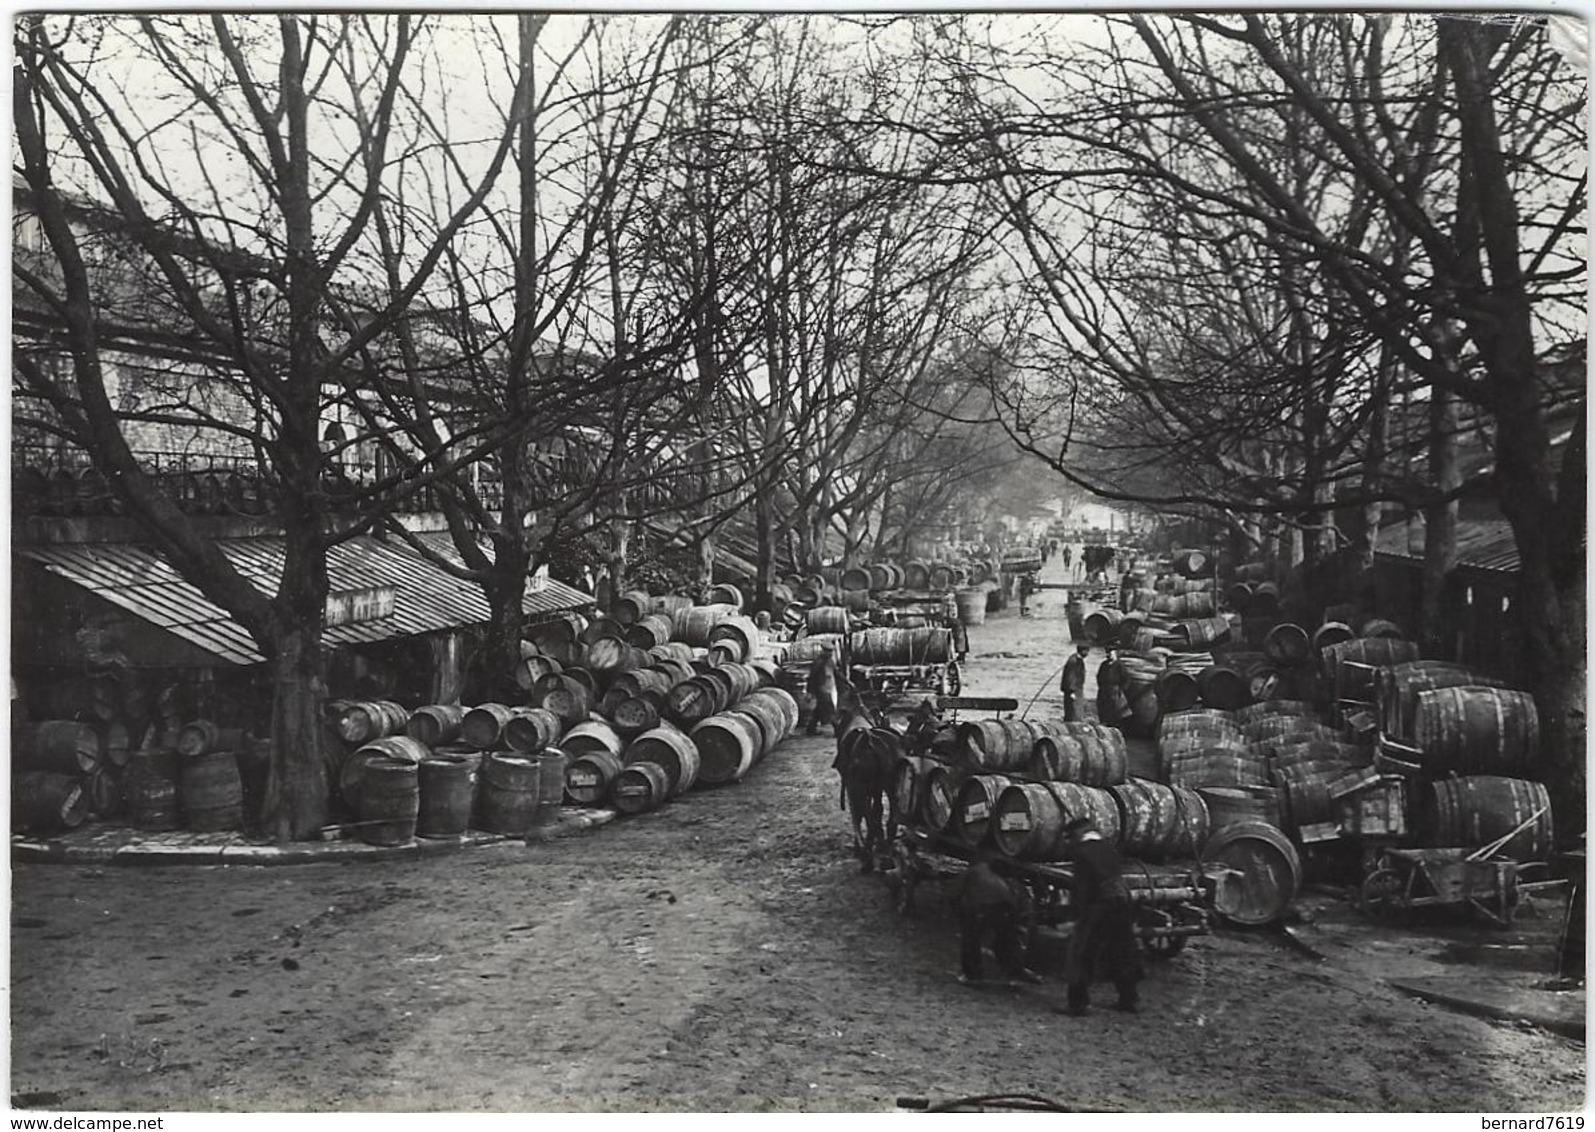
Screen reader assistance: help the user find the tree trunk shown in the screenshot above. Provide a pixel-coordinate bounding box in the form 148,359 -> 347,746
263,623 -> 329,842
1420,383 -> 1459,658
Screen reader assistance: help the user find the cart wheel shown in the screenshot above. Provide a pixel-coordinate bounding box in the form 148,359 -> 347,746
941,662 -> 962,697
1359,867 -> 1404,921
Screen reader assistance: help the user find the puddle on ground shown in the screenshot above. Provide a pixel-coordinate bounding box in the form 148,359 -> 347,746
1434,940 -> 1556,973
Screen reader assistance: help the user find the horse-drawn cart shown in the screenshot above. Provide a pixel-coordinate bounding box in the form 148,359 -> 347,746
848,626 -> 962,700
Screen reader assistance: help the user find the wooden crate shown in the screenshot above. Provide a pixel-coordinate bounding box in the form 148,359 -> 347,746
1335,775 -> 1408,838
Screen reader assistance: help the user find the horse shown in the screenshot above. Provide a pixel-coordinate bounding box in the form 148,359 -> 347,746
830,680 -> 899,872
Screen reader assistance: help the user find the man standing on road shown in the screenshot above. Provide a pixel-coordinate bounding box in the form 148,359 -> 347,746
806,648 -> 840,736
1057,815 -> 1142,1016
950,848 -> 1043,987
1061,643 -> 1090,721
1096,648 -> 1127,727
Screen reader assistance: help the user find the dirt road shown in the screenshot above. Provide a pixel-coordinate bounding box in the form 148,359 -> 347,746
10,558 -> 1587,1112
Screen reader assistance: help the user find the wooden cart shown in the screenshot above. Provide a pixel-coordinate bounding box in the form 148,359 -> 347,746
884,827 -> 1212,961
1359,848 -> 1540,927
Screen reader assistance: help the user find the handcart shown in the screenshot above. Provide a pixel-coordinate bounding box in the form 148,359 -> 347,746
1358,847 -> 1563,927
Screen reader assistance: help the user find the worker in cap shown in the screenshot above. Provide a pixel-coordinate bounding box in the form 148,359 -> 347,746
949,846 -> 1043,988
1058,815 -> 1142,1016
1060,643 -> 1090,721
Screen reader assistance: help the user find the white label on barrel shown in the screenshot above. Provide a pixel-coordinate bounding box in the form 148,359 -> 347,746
1000,813 -> 1030,831
964,801 -> 989,821
617,785 -> 646,796
570,773 -> 598,787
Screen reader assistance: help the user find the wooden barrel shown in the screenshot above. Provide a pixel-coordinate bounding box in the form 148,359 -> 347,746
849,627 -> 952,665
692,713 -> 763,785
339,736 -> 429,811
514,655 -> 565,691
1082,607 -> 1124,644
1273,763 -> 1344,835
565,749 -> 624,806
953,774 -> 1014,844
614,590 -> 654,625
922,765 -> 967,833
406,704 -> 467,747
125,749 -> 181,831
957,718 -> 1035,772
1424,776 -> 1554,859
416,755 -> 477,838
1165,750 -> 1271,790
1196,665 -> 1250,712
1157,709 -> 1242,744
526,612 -> 587,657
891,755 -> 936,827
709,616 -> 761,662
1322,637 -> 1421,695
806,607 -> 852,636
1409,686 -> 1538,777
706,583 -> 745,610
1359,617 -> 1405,640
991,781 -> 1119,861
648,642 -> 695,665
1262,623 -> 1312,665
1173,615 -> 1230,648
536,750 -> 567,821
1380,663 -> 1510,739
1201,821 -> 1301,925
612,761 -> 671,815
1234,699 -> 1314,726
1111,778 -> 1183,860
585,637 -> 649,674
673,604 -> 735,646
540,678 -> 595,727
18,721 -> 104,775
1176,592 -> 1218,618
13,772 -> 89,834
624,726 -> 700,796
181,749 -> 244,832
1168,785 -> 1210,857
612,696 -> 662,735
356,758 -> 419,846
476,753 -> 542,835
648,594 -> 694,620
335,701 -> 408,744
1226,582 -> 1254,614
1268,739 -> 1365,771
580,616 -> 628,646
833,588 -> 869,614
502,707 -> 563,754
1029,722 -> 1129,786
735,690 -> 795,752
561,720 -> 625,763
461,703 -> 517,750
82,764 -> 120,818
839,566 -> 871,591
1154,669 -> 1202,712
954,589 -> 987,627
1311,621 -> 1357,657
666,677 -> 722,727
1197,785 -> 1282,831
1242,714 -> 1333,743
624,615 -> 676,650
904,561 -> 931,590
174,720 -> 244,760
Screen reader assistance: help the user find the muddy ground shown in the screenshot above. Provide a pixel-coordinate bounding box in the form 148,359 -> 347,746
10,556 -> 1587,1112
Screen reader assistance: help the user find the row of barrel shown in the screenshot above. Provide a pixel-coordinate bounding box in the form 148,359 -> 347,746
11,718 -> 269,835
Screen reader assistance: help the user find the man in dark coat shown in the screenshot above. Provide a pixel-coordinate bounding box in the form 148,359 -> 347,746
1058,816 -> 1142,1015
949,849 -> 1042,986
806,649 -> 840,736
1095,648 -> 1127,727
1060,643 -> 1090,721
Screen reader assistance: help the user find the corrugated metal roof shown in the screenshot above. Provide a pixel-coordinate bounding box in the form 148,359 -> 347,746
1374,518 -> 1524,575
20,532 -> 594,666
